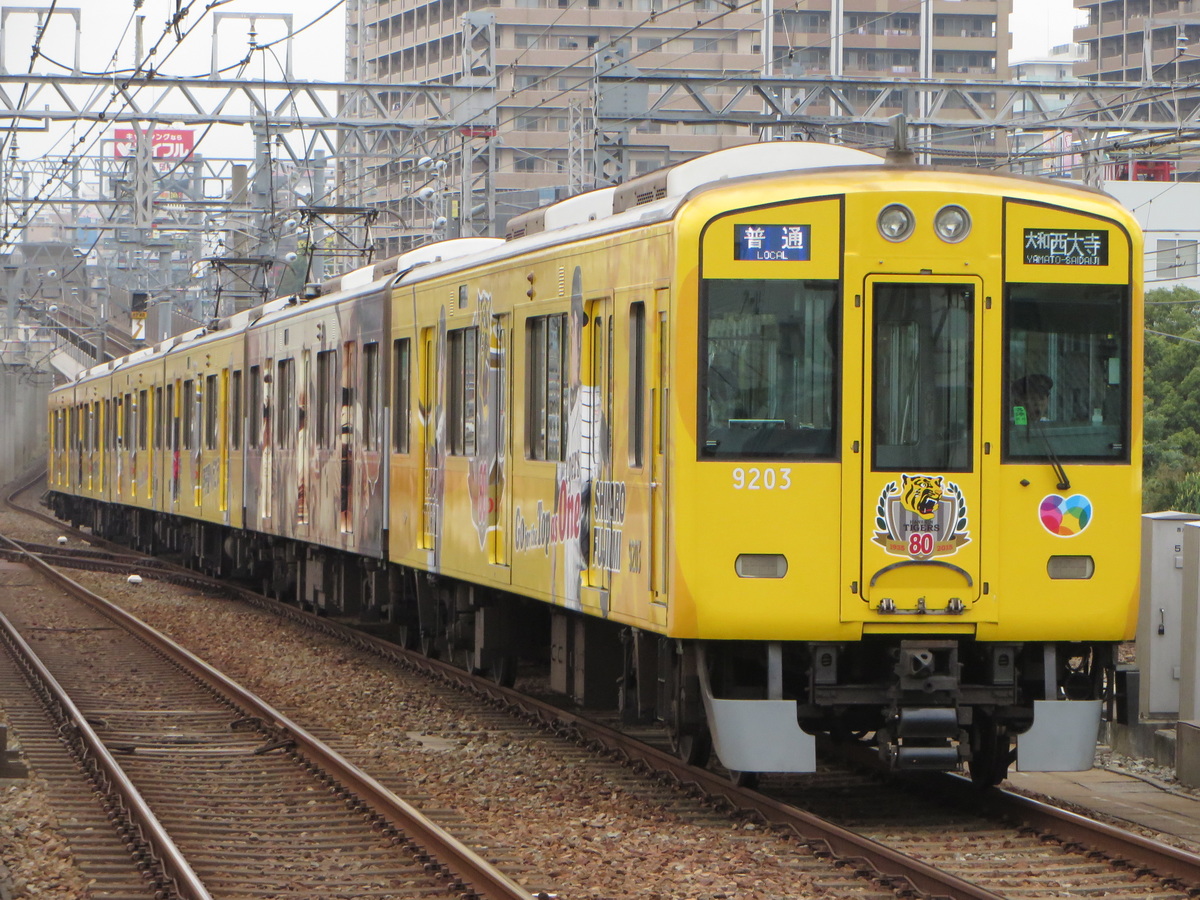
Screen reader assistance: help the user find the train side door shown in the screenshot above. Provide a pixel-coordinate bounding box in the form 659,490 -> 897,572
650,298 -> 669,623
419,326 -> 439,552
585,297 -> 614,604
857,277 -> 984,618
487,314 -> 511,575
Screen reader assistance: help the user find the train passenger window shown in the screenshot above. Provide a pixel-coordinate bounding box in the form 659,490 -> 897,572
182,380 -> 196,451
230,370 -> 243,450
204,374 -> 219,450
317,349 -> 337,449
448,327 -> 478,456
277,358 -> 295,449
700,279 -> 839,459
363,343 -> 380,450
248,366 -> 262,449
526,313 -> 568,462
873,283 -> 973,472
154,387 -> 164,450
630,302 -> 646,468
1004,284 -> 1128,461
392,339 -> 411,453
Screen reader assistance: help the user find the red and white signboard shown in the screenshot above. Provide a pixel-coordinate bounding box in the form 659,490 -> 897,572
113,128 -> 195,160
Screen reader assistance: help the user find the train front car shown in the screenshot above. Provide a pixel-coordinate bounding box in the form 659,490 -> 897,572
671,148 -> 1141,785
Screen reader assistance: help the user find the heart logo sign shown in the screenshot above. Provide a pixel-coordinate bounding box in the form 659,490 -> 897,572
1039,494 -> 1093,537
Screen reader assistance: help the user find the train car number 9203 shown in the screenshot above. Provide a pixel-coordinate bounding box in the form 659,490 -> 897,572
732,467 -> 792,490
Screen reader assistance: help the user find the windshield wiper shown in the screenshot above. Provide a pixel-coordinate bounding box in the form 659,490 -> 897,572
1032,419 -> 1070,491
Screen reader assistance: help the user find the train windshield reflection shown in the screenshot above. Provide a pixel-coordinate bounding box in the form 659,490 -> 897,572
1004,284 -> 1129,461
699,279 -> 838,459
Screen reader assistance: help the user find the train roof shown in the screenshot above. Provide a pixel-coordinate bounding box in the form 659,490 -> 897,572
57,142 -> 1131,390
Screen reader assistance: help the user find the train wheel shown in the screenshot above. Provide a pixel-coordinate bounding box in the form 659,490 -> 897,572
488,655 -> 518,688
969,718 -> 1012,787
729,770 -> 759,789
665,645 -> 712,767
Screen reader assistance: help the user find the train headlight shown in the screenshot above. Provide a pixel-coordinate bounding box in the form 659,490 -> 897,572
934,205 -> 971,243
1047,556 -> 1094,579
877,204 -> 915,242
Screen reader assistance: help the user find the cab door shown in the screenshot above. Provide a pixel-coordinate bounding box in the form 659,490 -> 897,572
856,277 -> 983,617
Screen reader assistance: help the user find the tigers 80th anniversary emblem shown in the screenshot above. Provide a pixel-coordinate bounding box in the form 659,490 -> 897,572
873,474 -> 971,559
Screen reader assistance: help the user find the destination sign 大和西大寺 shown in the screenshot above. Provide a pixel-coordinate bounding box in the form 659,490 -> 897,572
1023,228 -> 1108,266
734,224 -> 811,261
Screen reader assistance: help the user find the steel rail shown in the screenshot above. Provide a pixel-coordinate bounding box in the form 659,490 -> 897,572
0,539 -> 212,900
21,473 -> 1200,897
6,536 -> 533,900
412,660 -> 1004,900
939,773 -> 1200,886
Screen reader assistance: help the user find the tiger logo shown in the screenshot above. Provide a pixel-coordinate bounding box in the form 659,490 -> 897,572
900,474 -> 943,520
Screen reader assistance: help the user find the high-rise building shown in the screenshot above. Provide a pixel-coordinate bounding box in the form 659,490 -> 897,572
1074,0 -> 1200,82
1074,2 -> 1197,180
345,0 -> 1013,251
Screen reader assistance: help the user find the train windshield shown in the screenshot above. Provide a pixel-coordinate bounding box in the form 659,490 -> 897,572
1004,284 -> 1129,461
699,279 -> 838,459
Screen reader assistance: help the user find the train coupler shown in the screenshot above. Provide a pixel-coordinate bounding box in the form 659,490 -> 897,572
878,706 -> 968,771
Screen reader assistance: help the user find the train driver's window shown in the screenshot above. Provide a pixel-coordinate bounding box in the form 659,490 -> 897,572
699,279 -> 838,459
1004,284 -> 1128,461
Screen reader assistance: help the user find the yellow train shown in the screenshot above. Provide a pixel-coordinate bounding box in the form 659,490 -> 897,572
47,141 -> 1142,784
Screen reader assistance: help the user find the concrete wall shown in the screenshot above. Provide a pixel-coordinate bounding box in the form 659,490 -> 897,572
0,371 -> 49,487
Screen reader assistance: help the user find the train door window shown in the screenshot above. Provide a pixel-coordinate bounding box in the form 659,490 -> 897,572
248,366 -> 262,449
1003,283 -> 1128,460
277,358 -> 294,448
448,327 -> 478,456
166,384 -> 175,450
124,393 -> 134,448
392,339 -> 410,453
317,349 -> 337,449
700,279 -> 839,459
182,380 -> 196,450
526,313 -> 567,461
230,370 -> 243,450
872,283 -> 973,471
138,390 -> 148,450
629,302 -> 646,467
341,341 -> 356,442
154,389 -> 163,450
363,342 -> 380,450
204,374 -> 220,450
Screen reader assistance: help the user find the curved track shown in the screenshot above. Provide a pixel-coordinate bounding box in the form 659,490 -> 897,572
0,525 -> 531,900
9,470 -> 1200,899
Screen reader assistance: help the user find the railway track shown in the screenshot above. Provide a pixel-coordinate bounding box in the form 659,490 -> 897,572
7,471 -> 1200,899
0,531 -> 533,900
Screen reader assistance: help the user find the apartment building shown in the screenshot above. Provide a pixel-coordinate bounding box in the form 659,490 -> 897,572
1074,0 -> 1200,82
345,0 -> 1012,250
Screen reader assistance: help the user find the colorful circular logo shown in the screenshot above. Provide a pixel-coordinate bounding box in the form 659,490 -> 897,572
1039,494 -> 1093,537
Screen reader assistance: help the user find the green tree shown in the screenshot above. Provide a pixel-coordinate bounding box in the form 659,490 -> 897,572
1144,285 -> 1200,511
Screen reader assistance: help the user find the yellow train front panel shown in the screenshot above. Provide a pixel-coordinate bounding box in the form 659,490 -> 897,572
669,167 -> 1141,645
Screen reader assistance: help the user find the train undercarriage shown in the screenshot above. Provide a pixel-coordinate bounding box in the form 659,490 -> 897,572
49,493 -> 1114,787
